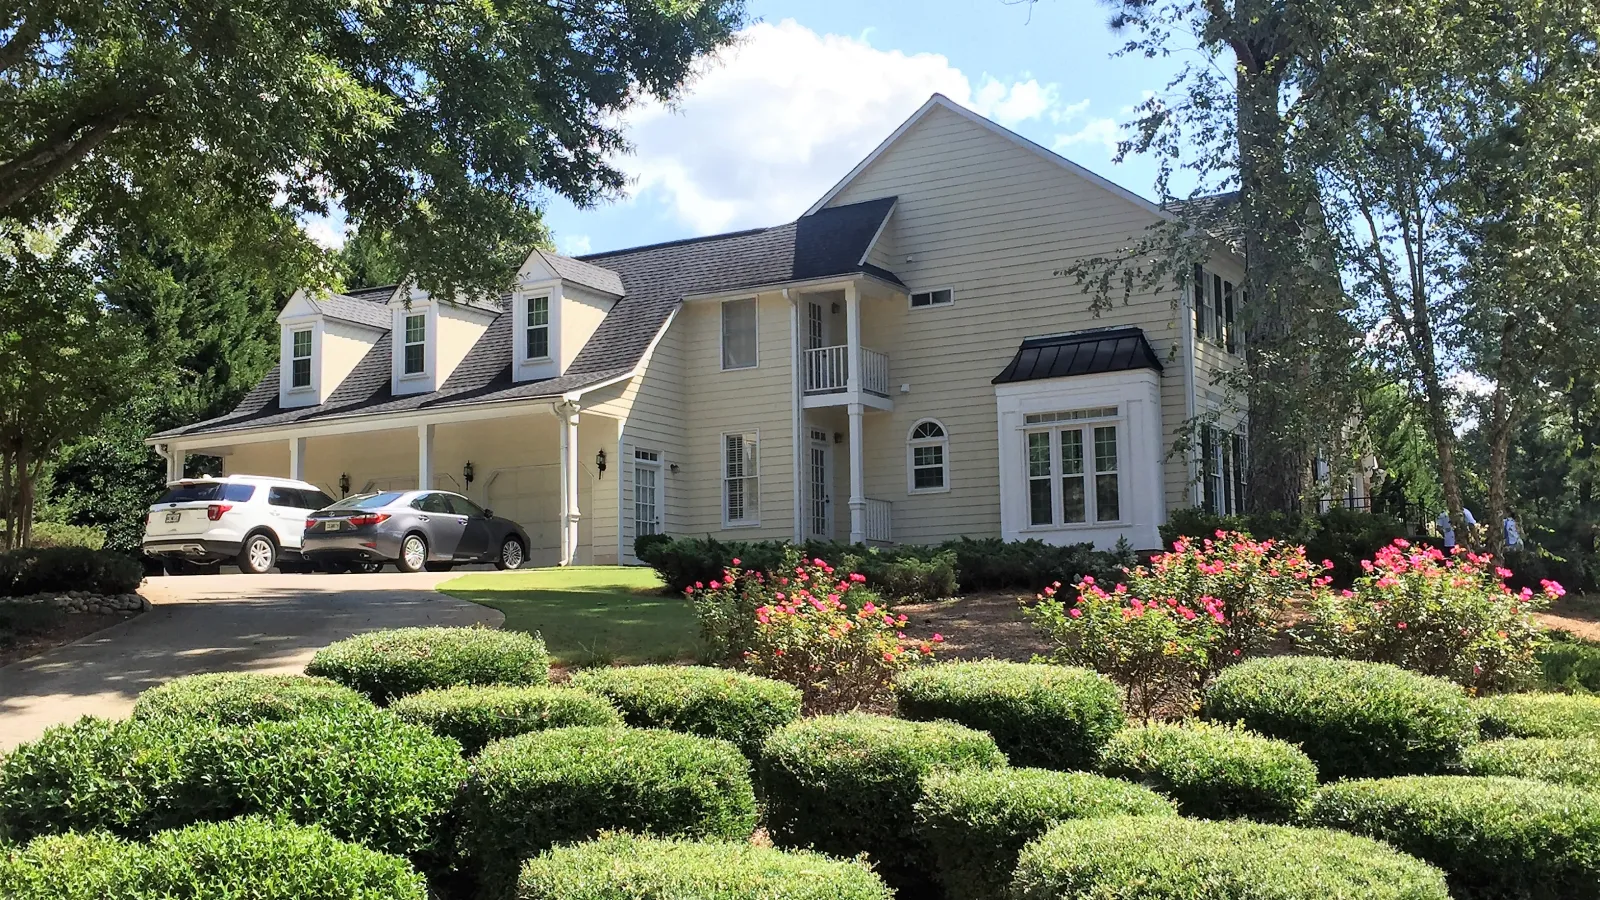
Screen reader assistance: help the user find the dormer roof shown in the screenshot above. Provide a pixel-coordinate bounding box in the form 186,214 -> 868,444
529,249 -> 625,297
311,291 -> 393,330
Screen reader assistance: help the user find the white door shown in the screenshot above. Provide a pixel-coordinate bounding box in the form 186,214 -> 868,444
807,431 -> 832,540
634,450 -> 662,538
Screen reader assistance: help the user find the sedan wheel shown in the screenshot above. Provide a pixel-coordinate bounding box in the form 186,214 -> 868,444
239,534 -> 277,574
496,537 -> 524,571
398,534 -> 429,573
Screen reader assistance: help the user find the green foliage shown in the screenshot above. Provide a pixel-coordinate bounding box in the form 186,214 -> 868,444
567,665 -> 799,758
1537,632 -> 1600,693
0,819 -> 428,900
515,833 -> 894,900
1011,815 -> 1451,900
1464,737 -> 1600,789
915,768 -> 1175,900
389,685 -> 621,754
1097,721 -> 1319,822
1202,656 -> 1479,779
894,660 -> 1125,770
305,626 -> 549,703
131,674 -> 374,727
758,713 -> 1006,892
854,550 -> 959,601
17,522 -> 106,550
0,547 -> 143,596
1309,775 -> 1600,900
1163,506 -> 1411,586
1477,692 -> 1600,739
460,727 -> 758,899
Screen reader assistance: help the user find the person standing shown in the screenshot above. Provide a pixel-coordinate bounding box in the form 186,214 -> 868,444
1504,511 -> 1522,549
1438,508 -> 1477,549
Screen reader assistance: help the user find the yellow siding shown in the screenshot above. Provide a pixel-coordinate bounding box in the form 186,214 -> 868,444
320,321 -> 378,401
560,285 -> 615,374
222,442 -> 289,479
435,305 -> 491,387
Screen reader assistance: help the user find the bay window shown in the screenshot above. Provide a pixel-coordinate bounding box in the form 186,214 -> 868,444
1024,407 -> 1122,526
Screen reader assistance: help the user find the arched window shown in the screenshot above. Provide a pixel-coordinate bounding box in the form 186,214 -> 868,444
907,419 -> 950,494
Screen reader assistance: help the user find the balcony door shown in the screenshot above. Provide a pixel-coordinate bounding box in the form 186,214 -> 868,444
807,429 -> 833,539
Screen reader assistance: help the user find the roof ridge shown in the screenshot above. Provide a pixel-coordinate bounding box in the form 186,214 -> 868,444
577,225 -> 778,260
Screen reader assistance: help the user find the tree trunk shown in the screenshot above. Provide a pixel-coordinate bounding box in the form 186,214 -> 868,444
1485,315 -> 1520,555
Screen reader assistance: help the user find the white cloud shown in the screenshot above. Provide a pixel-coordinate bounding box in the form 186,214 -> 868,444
558,234 -> 592,256
611,19 -> 1093,234
1447,370 -> 1496,398
1053,117 -> 1123,154
300,212 -> 346,250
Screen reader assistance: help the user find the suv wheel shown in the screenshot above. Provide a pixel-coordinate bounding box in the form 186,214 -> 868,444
496,537 -> 525,571
239,533 -> 277,574
398,534 -> 429,573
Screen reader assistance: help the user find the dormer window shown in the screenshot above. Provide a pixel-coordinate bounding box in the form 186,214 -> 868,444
290,329 -> 313,389
402,313 -> 427,376
526,295 -> 550,360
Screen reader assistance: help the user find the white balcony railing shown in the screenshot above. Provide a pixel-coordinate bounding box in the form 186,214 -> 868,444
803,345 -> 890,398
865,498 -> 893,544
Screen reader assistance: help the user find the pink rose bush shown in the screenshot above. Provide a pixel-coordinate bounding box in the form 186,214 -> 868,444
1296,539 -> 1560,693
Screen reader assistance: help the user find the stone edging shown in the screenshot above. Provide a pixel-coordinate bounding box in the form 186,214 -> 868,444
1,591 -> 149,615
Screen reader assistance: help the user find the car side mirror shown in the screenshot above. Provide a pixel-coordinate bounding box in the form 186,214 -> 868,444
482,509 -> 494,519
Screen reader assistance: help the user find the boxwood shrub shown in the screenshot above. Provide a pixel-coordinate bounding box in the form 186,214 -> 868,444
390,685 -> 621,754
1011,815 -> 1450,900
894,660 -> 1124,770
1477,692 -> 1600,739
916,767 -> 1175,900
1202,656 -> 1478,779
568,665 -> 801,757
759,713 -> 1007,892
460,726 -> 758,899
516,833 -> 893,900
305,626 -> 549,703
131,673 -> 374,726
0,819 -> 427,900
1463,737 -> 1600,788
1096,721 -> 1319,822
0,547 -> 144,597
1308,775 -> 1600,899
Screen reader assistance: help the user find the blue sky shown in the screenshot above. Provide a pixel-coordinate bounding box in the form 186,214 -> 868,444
536,0 -> 1203,257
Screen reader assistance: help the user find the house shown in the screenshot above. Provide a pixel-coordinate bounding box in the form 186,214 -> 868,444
147,94 -> 1247,567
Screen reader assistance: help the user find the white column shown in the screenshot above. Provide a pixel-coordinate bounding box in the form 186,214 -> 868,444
289,437 -> 307,482
558,403 -> 582,565
848,401 -> 866,544
417,424 -> 435,489
844,282 -> 862,395
163,444 -> 183,482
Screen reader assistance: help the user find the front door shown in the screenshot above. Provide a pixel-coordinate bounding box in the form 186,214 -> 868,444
807,431 -> 832,540
634,449 -> 662,539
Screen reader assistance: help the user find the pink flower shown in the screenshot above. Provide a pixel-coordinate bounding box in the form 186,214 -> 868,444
1496,567 -> 1513,579
1069,608 -> 1082,619
932,633 -> 945,642
882,651 -> 896,662
1396,621 -> 1407,630
1543,579 -> 1568,598
709,580 -> 721,590
862,602 -> 878,615
731,557 -> 741,566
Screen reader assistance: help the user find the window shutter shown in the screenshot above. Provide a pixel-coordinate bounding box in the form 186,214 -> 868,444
1231,433 -> 1248,512
1212,274 -> 1226,346
1200,425 -> 1216,512
1223,281 -> 1237,353
1193,264 -> 1208,341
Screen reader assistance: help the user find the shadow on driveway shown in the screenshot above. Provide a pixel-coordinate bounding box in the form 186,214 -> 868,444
0,573 -> 501,750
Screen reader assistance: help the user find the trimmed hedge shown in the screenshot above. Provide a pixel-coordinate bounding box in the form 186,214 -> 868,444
895,660 -> 1124,770
1096,721 -> 1319,822
916,767 -> 1175,900
568,665 -> 801,757
390,685 -> 621,754
1478,692 -> 1600,739
1464,737 -> 1600,789
0,547 -> 143,597
1203,656 -> 1478,779
1539,632 -> 1600,693
460,726 -> 758,899
1309,775 -> 1600,900
131,673 -> 374,726
305,626 -> 549,703
0,819 -> 427,900
1011,815 -> 1450,900
759,713 -> 1007,892
516,833 -> 893,900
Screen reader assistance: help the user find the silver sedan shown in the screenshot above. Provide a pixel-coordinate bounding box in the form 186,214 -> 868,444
302,490 -> 531,573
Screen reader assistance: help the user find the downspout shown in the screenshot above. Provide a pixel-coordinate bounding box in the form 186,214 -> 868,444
786,289 -> 803,542
617,424 -> 627,564
1182,274 -> 1199,509
154,443 -> 171,482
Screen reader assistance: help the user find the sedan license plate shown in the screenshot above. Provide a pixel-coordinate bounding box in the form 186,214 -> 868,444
323,520 -> 341,532
164,511 -> 182,523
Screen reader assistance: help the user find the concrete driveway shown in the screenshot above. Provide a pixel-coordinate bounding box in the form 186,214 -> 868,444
0,572 -> 502,751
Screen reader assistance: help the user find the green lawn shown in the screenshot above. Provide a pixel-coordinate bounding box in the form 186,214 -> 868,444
438,566 -> 697,666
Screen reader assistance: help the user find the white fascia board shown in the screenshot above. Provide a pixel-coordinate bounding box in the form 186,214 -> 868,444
858,197 -> 898,267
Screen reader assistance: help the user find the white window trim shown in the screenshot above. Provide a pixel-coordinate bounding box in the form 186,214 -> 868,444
909,287 -> 955,310
1019,409 -> 1128,531
721,430 -> 760,527
633,447 -> 662,538
400,310 -> 429,379
906,418 -> 951,495
719,296 -> 759,371
524,293 -> 552,362
289,327 -> 315,392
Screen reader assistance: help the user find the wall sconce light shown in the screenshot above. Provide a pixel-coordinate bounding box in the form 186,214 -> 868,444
670,463 -> 679,474
338,473 -> 351,497
833,432 -> 844,444
462,460 -> 475,487
831,302 -> 840,314
595,449 -> 608,477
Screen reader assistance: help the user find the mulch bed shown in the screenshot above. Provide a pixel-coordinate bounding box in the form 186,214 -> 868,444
0,608 -> 141,667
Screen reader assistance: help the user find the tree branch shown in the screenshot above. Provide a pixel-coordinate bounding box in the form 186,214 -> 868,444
0,17 -> 40,73
0,107 -> 138,211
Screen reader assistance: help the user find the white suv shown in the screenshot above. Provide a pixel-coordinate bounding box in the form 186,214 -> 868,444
142,475 -> 336,575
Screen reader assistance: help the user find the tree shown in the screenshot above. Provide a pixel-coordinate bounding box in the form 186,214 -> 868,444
1,0 -> 745,297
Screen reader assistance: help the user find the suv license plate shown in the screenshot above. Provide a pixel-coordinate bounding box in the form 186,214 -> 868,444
164,511 -> 182,523
323,520 -> 341,532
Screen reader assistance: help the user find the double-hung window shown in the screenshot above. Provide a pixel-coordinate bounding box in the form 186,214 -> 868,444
1194,266 -> 1239,354
1200,425 -> 1248,514
721,298 -> 757,370
290,329 -> 313,389
907,420 -> 949,493
722,431 -> 759,526
403,313 -> 427,375
1023,407 -> 1122,526
526,295 -> 550,360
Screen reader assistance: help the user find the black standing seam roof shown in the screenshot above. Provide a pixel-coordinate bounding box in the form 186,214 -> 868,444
991,326 -> 1164,385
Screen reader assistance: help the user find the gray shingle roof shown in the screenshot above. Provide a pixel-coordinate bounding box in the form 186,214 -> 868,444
313,292 -> 392,330
534,250 -> 625,297
156,198 -> 900,441
992,326 -> 1164,385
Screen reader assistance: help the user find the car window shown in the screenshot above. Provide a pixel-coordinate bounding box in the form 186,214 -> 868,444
156,482 -> 223,504
328,492 -> 404,510
445,494 -> 485,517
267,487 -> 300,507
223,484 -> 257,502
302,490 -> 335,510
418,492 -> 453,514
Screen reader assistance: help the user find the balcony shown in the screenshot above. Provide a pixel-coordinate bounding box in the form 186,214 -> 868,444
802,345 -> 891,404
